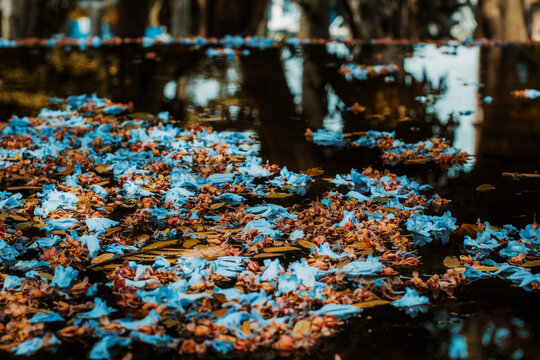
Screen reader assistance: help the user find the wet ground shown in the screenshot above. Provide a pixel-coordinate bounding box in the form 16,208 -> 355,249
1,42 -> 540,359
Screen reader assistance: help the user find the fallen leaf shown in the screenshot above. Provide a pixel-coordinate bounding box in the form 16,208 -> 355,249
502,172 -> 540,179
56,165 -> 74,176
476,184 -> 495,192
91,253 -> 115,265
128,112 -> 158,122
403,158 -> 432,165
241,322 -> 251,335
264,192 -> 292,199
139,240 -> 178,252
183,239 -> 200,249
6,186 -> 41,191
293,320 -> 311,334
210,202 -> 226,210
9,214 -> 28,221
253,253 -> 284,259
263,246 -> 300,253
105,226 -> 122,236
213,308 -> 229,318
443,256 -> 460,268
94,165 -> 112,174
300,168 -> 324,177
521,260 -> 540,268
181,246 -> 229,260
353,300 -> 390,309
298,240 -> 316,249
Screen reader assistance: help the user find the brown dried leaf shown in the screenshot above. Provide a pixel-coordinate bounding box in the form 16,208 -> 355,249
443,256 -> 460,268
210,202 -> 226,210
521,260 -> 540,268
91,252 -> 115,265
264,192 -> 292,199
10,214 -> 29,221
253,253 -> 283,259
183,239 -> 200,249
6,186 -> 41,191
56,165 -> 74,176
353,300 -> 390,309
181,246 -> 228,260
300,168 -> 324,177
293,319 -> 311,334
476,184 -> 495,192
298,240 -> 316,249
263,246 -> 300,253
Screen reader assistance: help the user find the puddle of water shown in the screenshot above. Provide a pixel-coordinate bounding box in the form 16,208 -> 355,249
0,43 -> 539,359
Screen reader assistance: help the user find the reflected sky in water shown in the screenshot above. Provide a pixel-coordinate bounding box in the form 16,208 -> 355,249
404,44 -> 480,157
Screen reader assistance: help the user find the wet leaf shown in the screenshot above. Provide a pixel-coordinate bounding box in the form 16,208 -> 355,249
353,300 -> 390,309
293,320 -> 311,334
128,112 -> 158,122
298,240 -> 316,249
139,186 -> 158,193
476,184 -> 495,192
201,117 -> 223,122
183,239 -> 200,249
263,246 -> 300,253
443,256 -> 460,268
210,202 -> 226,210
105,226 -> 122,236
9,214 -> 28,221
91,253 -> 115,265
56,165 -> 74,176
18,221 -> 35,230
454,223 -> 499,237
38,272 -> 53,281
343,131 -> 367,137
337,258 -> 352,269
502,172 -> 540,179
253,252 -> 283,259
372,197 -> 393,203
521,260 -> 540,268
403,158 -> 432,165
214,227 -> 244,233
264,192 -> 292,199
6,186 -> 41,191
348,242 -> 368,250
300,168 -> 324,177
213,308 -> 229,318
241,322 -> 252,335
181,246 -> 229,260
139,240 -> 178,252
94,165 -> 112,174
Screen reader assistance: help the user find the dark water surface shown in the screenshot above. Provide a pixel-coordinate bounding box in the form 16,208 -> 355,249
1,42 -> 540,359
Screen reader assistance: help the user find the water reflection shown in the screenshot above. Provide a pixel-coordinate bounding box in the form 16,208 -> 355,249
0,42 -> 539,358
404,44 -> 480,159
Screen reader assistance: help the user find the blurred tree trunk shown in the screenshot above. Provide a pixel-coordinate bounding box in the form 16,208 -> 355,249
530,2 -> 540,41
477,0 -> 528,41
298,0 -> 330,38
504,0 -> 528,41
2,0 -> 39,39
116,0 -> 149,38
197,0 -> 207,36
171,0 -> 191,37
207,0 -> 269,37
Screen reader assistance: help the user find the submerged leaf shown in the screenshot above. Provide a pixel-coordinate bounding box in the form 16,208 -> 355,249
264,192 -> 292,199
353,300 -> 390,309
443,256 -> 460,268
476,184 -> 495,192
263,246 -> 300,253
91,253 -> 115,265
